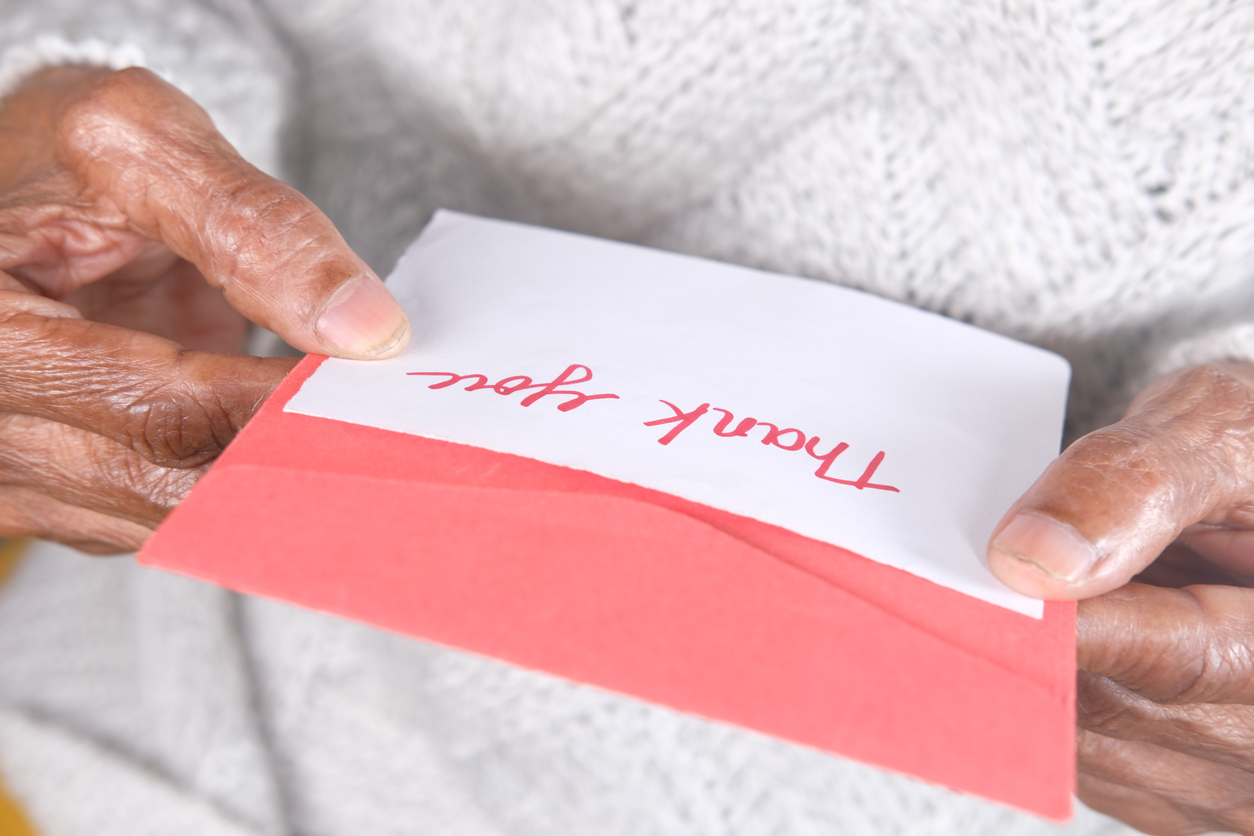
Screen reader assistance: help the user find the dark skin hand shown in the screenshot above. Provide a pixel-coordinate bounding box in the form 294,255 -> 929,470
988,363 -> 1254,834
0,66 -> 409,552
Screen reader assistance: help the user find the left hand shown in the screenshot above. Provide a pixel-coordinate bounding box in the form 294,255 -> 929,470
986,363 -> 1254,834
0,65 -> 410,553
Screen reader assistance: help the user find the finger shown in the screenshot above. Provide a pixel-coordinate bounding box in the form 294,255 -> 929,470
0,287 -> 82,319
1079,670 -> 1254,772
1078,583 -> 1254,705
0,308 -> 297,467
1174,524 -> 1254,582
65,256 -> 251,353
987,364 -> 1254,599
0,413 -> 200,526
6,232 -> 251,354
0,484 -> 151,554
55,68 -> 409,359
1078,729 -> 1254,836
1131,540 -> 1253,589
0,268 -> 83,318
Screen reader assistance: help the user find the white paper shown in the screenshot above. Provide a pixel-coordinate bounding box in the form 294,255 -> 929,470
286,211 -> 1069,617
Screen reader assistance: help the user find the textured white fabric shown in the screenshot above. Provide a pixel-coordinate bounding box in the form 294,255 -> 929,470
0,709 -> 264,836
1,1 -> 1252,834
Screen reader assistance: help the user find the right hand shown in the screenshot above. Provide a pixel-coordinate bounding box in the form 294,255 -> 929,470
0,65 -> 409,552
985,363 -> 1254,833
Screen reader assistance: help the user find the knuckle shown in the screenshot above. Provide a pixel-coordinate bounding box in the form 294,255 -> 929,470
203,177 -> 298,245
1178,368 -> 1254,439
55,68 -> 226,228
1136,365 -> 1254,467
0,314 -> 262,470
1048,423 -> 1182,530
199,174 -> 356,314
1077,673 -> 1152,736
1174,363 -> 1252,403
1172,586 -> 1254,704
57,69 -> 156,154
1077,701 -> 1143,737
1088,599 -> 1213,704
57,68 -> 191,148
124,387 -> 235,467
120,352 -> 260,468
1061,363 -> 1254,525
202,178 -> 336,281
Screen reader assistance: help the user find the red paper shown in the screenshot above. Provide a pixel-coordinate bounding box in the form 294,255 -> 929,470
140,355 -> 1075,819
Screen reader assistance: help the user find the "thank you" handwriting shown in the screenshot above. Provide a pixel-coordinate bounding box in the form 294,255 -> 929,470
408,364 -> 621,411
409,363 -> 898,494
644,400 -> 898,492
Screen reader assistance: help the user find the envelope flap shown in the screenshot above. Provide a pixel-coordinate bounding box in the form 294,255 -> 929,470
142,458 -> 1073,818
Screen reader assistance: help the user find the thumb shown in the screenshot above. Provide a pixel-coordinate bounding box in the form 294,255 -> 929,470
57,68 -> 409,359
987,364 -> 1254,600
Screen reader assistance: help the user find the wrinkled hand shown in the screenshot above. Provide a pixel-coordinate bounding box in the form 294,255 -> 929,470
0,66 -> 408,553
987,363 -> 1254,834
1075,584 -> 1254,835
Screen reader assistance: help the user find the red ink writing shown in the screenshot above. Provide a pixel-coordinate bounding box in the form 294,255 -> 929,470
643,400 -> 900,493
805,439 -> 895,490
409,363 -> 620,412
711,407 -> 756,438
406,363 -> 898,494
643,400 -> 710,444
761,424 -> 806,451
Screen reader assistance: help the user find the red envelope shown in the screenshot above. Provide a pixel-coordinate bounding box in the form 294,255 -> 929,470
140,355 -> 1075,819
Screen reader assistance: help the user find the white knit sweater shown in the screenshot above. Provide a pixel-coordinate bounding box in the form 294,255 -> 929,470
3,1 -> 1251,834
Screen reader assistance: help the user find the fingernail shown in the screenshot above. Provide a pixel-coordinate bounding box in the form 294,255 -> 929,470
314,275 -> 410,358
992,512 -> 1099,583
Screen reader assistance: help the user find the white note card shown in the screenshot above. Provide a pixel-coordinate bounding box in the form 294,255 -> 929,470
285,210 -> 1069,616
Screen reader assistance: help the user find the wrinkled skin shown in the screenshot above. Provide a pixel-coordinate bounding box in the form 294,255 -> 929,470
988,364 -> 1254,834
0,66 -> 409,552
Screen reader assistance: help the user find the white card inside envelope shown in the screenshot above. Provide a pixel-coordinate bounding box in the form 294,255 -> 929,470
286,210 -> 1070,617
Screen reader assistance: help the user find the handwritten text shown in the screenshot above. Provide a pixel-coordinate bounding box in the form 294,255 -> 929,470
408,363 -> 898,494
408,364 -> 621,412
643,400 -> 899,492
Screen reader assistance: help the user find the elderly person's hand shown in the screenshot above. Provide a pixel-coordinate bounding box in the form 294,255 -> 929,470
987,363 -> 1254,834
0,65 -> 408,553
